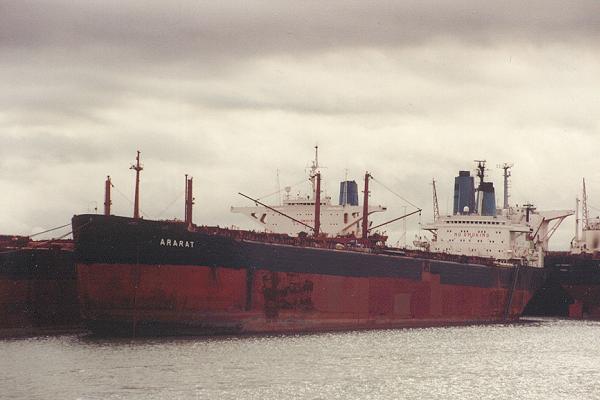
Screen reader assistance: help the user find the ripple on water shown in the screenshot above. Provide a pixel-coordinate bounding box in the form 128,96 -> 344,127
1,318 -> 600,400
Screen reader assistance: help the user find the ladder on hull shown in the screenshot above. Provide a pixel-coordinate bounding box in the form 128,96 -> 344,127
503,265 -> 521,321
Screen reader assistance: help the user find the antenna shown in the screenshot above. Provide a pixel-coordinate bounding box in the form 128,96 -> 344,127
276,169 -> 281,206
498,162 -> 513,209
342,168 -> 349,206
474,160 -> 486,215
309,145 -> 320,199
431,178 -> 440,221
474,160 -> 486,188
575,197 -> 580,242
583,178 -> 590,230
306,146 -> 327,201
523,203 -> 535,223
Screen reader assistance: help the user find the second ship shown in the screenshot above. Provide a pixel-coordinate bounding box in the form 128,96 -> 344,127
543,179 -> 600,318
72,151 -> 561,336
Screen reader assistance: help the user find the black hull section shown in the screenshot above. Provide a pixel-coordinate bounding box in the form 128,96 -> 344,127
0,245 -> 80,335
72,214 -> 543,291
541,253 -> 600,318
545,253 -> 600,285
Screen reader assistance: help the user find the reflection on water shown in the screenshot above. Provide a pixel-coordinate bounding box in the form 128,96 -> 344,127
2,318 -> 600,400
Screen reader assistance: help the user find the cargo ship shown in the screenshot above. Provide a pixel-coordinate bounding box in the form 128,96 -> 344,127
543,179 -> 600,318
72,153 -> 557,336
0,234 -> 80,336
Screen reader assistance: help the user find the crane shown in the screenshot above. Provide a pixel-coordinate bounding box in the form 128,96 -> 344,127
583,178 -> 589,230
432,178 -> 440,221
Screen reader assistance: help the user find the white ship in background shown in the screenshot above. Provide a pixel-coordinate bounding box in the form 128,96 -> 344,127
571,179 -> 600,254
231,151 -> 572,267
421,161 -> 573,267
231,147 -> 387,236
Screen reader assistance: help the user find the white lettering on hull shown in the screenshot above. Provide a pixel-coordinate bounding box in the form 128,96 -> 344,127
160,238 -> 195,248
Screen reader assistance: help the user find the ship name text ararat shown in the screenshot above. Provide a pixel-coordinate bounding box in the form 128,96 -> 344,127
159,238 -> 195,248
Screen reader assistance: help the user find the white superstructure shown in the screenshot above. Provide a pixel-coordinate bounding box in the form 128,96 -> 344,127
423,207 -> 571,267
572,225 -> 600,254
231,196 -> 386,237
424,213 -> 530,261
420,162 -> 572,267
231,147 -> 386,237
572,179 -> 600,254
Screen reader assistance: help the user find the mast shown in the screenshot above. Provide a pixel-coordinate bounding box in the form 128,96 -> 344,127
362,172 -> 371,239
524,203 -> 534,223
104,175 -> 112,216
575,197 -> 580,242
343,168 -> 349,205
310,145 -> 320,198
314,172 -> 321,237
499,162 -> 513,209
185,175 -> 194,225
432,178 -> 440,221
583,178 -> 589,230
130,151 -> 143,219
276,169 -> 281,206
474,160 -> 486,215
185,174 -> 188,222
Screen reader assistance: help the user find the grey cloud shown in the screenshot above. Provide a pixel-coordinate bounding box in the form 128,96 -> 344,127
0,132 -> 219,179
2,1 -> 600,63
3,0 -> 599,124
0,133 -> 108,164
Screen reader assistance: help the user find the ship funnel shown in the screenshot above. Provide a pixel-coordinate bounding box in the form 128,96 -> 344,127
453,171 -> 475,215
480,182 -> 496,216
339,180 -> 359,206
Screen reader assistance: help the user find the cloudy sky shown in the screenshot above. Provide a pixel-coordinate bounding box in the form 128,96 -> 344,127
2,1 -> 600,249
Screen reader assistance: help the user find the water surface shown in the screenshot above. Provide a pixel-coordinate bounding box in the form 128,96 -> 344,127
2,318 -> 599,399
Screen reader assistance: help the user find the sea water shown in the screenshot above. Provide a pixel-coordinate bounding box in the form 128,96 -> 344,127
2,318 -> 599,400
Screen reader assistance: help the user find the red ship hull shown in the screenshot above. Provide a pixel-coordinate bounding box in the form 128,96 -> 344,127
73,214 -> 544,336
77,263 -> 537,336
